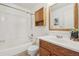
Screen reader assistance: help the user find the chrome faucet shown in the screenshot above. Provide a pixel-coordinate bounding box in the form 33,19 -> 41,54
56,35 -> 63,38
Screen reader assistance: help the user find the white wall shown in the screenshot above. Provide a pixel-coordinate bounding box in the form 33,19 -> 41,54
0,3 -> 73,45
31,3 -> 48,38
32,4 -> 70,37
2,3 -> 73,40
31,3 -> 74,38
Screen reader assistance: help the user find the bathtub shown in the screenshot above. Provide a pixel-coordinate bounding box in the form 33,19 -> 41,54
0,40 -> 33,56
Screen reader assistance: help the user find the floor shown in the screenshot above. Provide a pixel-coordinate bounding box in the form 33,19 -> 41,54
16,50 -> 39,56
16,42 -> 39,56
16,51 -> 30,56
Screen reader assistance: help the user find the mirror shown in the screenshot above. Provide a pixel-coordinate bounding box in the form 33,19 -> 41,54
49,3 -> 78,31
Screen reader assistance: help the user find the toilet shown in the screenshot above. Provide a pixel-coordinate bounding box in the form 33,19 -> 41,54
27,45 -> 39,56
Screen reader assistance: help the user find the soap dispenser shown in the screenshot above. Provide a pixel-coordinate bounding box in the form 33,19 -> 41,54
70,29 -> 74,40
74,29 -> 78,38
70,28 -> 78,40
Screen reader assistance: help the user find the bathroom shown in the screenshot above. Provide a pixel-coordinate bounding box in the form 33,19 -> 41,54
0,3 -> 79,56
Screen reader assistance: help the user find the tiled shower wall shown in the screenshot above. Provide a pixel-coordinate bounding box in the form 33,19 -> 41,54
0,4 -> 32,45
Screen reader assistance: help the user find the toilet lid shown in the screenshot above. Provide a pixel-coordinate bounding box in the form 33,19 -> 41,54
28,45 -> 39,51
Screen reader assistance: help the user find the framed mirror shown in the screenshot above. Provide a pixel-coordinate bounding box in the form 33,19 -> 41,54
49,3 -> 78,31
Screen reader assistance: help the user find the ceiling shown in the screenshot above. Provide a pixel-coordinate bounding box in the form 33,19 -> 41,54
15,3 -> 46,11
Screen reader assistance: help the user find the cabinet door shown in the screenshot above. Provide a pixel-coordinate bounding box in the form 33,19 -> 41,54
40,40 -> 79,56
40,40 -> 56,56
35,8 -> 44,26
39,47 -> 50,56
49,41 -> 79,56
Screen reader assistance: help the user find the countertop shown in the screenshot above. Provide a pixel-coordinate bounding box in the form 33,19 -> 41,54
38,35 -> 79,52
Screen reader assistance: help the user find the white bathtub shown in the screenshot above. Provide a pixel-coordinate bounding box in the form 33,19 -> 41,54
0,40 -> 33,56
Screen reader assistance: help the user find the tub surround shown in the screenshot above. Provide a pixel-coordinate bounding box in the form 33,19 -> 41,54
0,42 -> 33,56
38,35 -> 79,56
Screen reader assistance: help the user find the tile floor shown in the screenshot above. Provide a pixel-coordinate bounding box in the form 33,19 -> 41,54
16,51 -> 30,56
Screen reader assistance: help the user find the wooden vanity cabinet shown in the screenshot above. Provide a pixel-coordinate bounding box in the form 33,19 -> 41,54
39,39 -> 79,56
39,47 -> 50,56
35,8 -> 44,26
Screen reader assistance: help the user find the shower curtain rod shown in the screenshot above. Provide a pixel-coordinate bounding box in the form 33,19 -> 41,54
0,3 -> 34,15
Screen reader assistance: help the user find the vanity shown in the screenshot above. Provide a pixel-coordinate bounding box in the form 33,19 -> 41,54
38,35 -> 79,56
